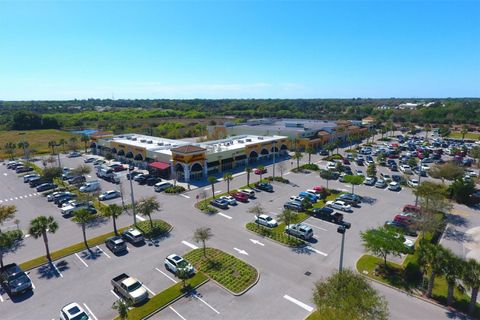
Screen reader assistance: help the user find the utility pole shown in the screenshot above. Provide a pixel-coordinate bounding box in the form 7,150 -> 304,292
272,141 -> 276,179
337,224 -> 350,271
128,167 -> 137,226
56,143 -> 62,168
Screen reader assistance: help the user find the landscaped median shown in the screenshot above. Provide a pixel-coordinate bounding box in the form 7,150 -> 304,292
184,247 -> 258,295
19,219 -> 172,271
114,272 -> 208,320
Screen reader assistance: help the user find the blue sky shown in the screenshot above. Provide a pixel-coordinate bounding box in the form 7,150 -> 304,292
0,0 -> 479,100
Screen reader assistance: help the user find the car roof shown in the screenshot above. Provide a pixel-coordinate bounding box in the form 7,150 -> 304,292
62,302 -> 84,316
167,254 -> 182,260
126,228 -> 142,236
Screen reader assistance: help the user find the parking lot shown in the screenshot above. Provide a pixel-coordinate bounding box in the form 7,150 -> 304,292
1,131 -> 476,320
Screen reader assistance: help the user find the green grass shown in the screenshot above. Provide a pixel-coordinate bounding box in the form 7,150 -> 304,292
449,132 -> 480,140
115,272 -> 208,320
246,223 -> 305,246
323,154 -> 343,161
0,129 -> 78,159
184,248 -> 258,294
20,219 -> 171,271
136,219 -> 172,238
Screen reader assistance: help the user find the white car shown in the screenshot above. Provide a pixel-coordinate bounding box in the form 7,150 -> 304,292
47,191 -> 63,202
326,200 -> 352,212
60,302 -> 90,320
408,178 -> 419,188
164,254 -> 195,275
122,228 -> 145,244
403,238 -> 414,250
289,195 -> 304,202
399,165 -> 412,174
364,177 -> 376,186
255,214 -> 278,228
98,190 -> 120,201
305,189 -> 319,196
239,189 -> 255,198
388,182 -> 401,191
375,179 -> 387,188
220,195 -> 237,206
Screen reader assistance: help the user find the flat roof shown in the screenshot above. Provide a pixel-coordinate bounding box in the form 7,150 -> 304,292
200,135 -> 287,153
234,118 -> 338,133
106,134 -> 190,152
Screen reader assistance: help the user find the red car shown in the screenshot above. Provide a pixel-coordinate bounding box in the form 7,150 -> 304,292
403,204 -> 421,215
394,214 -> 414,226
254,168 -> 267,175
231,192 -> 249,202
110,164 -> 126,172
312,186 -> 325,193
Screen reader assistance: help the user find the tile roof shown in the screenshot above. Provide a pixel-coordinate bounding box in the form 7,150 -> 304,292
170,145 -> 206,154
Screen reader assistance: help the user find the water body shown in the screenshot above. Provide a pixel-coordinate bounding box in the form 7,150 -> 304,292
70,129 -> 98,136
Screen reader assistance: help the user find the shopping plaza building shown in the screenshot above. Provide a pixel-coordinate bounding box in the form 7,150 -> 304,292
90,118 -> 369,182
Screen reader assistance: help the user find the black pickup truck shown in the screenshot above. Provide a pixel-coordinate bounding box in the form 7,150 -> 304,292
0,263 -> 33,295
311,207 -> 351,228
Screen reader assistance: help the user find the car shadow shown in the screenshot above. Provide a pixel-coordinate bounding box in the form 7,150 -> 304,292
291,246 -> 314,255
361,196 -> 377,205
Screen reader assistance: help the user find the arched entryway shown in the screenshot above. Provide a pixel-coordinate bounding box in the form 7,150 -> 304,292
117,149 -> 125,156
190,162 -> 203,180
174,163 -> 185,181
134,154 -> 143,161
111,148 -> 117,154
248,150 -> 258,163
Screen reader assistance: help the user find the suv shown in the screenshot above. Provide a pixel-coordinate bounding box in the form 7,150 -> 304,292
255,214 -> 278,228
122,228 -> 145,244
231,192 -> 249,202
164,254 -> 195,275
154,182 -> 173,192
210,198 -> 229,209
239,189 -> 255,199
68,175 -> 86,185
285,223 -> 313,240
105,236 -> 127,254
0,263 -> 33,295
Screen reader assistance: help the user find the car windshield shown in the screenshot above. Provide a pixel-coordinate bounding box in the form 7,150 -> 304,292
177,260 -> 189,268
127,282 -> 142,291
71,311 -> 89,320
265,216 -> 273,221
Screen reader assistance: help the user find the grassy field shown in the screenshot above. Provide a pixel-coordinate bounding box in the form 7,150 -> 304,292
0,129 -> 78,158
448,131 -> 480,140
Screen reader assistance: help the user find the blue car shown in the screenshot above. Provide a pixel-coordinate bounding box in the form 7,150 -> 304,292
210,198 -> 229,209
299,192 -> 318,203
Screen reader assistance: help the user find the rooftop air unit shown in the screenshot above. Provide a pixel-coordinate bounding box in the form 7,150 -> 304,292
246,139 -> 252,142
131,137 -> 137,141
157,142 -> 164,146
147,140 -> 153,144
140,139 -> 146,143
126,136 -> 132,140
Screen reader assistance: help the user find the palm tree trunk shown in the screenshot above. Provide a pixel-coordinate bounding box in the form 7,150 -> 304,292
470,287 -> 479,315
247,173 -> 250,186
227,181 -> 230,193
82,225 -> 89,250
0,252 -> 4,268
148,214 -> 153,229
43,231 -> 52,262
427,270 -> 436,298
296,158 -> 299,169
384,253 -> 387,267
308,153 -> 311,164
113,216 -> 118,236
202,240 -> 206,257
211,183 -> 215,199
446,281 -> 454,306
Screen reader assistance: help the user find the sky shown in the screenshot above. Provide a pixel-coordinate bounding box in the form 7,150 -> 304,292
0,0 -> 479,100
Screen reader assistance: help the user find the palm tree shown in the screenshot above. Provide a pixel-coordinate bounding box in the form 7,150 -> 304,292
4,142 -> 16,160
193,227 -> 213,257
80,135 -> 90,153
292,151 -> 303,170
306,146 -> 315,164
223,173 -> 233,193
441,247 -> 463,306
136,197 -> 161,229
0,204 -> 17,226
0,232 -> 16,268
463,258 -> 480,315
176,268 -> 190,291
100,204 -> 124,236
417,241 -> 445,298
48,140 -> 57,155
461,125 -> 469,141
246,167 -> 252,187
112,300 -> 129,320
29,216 -> 59,263
58,139 -> 66,153
72,209 -> 95,250
17,141 -> 29,159
207,176 -> 217,199
276,209 -> 297,238
69,137 -> 78,151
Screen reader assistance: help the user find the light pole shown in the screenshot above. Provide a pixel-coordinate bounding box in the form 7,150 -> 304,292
128,167 -> 137,226
56,143 -> 62,168
337,223 -> 350,271
272,141 -> 276,179
414,165 -> 423,206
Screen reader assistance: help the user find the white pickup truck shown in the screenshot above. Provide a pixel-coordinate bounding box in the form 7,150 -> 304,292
111,273 -> 148,305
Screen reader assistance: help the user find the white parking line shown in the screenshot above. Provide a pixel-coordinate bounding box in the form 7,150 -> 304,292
87,175 -> 92,178
28,194 -> 32,196
306,246 -> 328,256
203,187 -> 211,191
110,289 -> 120,299
283,294 -> 314,312
83,303 -> 98,320
284,172 -> 291,175
215,190 -> 222,194
170,306 -> 187,320
136,215 -> 146,221
303,223 -> 327,231
155,267 -> 178,284
75,253 -> 89,267
19,196 -> 23,199
96,245 -> 111,259
0,294 -> 4,302
14,197 -> 18,200
217,212 -> 232,220
3,199 -> 7,202
181,240 -> 199,250
9,198 -> 13,201
194,294 -> 220,314
52,263 -> 64,277
142,284 -> 155,296
3,173 -> 7,176
180,194 -> 190,199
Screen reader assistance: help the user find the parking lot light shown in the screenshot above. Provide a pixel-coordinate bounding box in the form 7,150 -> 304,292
128,167 -> 137,226
337,224 -> 350,271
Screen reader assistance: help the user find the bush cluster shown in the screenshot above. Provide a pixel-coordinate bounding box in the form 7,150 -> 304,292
164,185 -> 186,194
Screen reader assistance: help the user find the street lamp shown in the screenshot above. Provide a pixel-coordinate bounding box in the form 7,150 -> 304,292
56,143 -> 62,168
128,166 -> 137,226
414,165 -> 423,206
337,223 -> 350,271
272,141 -> 276,179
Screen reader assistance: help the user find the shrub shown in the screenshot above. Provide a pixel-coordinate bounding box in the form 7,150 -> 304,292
198,202 -> 218,214
136,219 -> 171,238
266,176 -> 290,184
299,163 -> 320,171
164,185 -> 186,194
323,154 -> 343,161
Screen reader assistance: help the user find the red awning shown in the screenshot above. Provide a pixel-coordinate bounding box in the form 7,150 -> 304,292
148,162 -> 170,170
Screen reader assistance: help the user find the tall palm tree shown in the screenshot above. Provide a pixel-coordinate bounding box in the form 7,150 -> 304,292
72,209 -> 95,250
193,227 -> 213,257
417,241 -> 445,298
223,173 -> 233,193
136,197 -> 161,229
441,247 -> 463,306
58,139 -> 66,153
463,258 -> 480,315
292,151 -> 303,170
257,165 -> 265,182
246,167 -> 252,187
48,140 -> 57,155
100,204 -> 124,236
0,232 -> 16,268
207,176 -> 217,199
306,146 -> 315,164
4,142 -> 16,160
80,135 -> 90,153
29,216 -> 59,263
17,141 -> 29,159
461,125 -> 469,141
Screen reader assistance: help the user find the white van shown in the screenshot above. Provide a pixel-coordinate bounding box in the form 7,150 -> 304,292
79,181 -> 101,193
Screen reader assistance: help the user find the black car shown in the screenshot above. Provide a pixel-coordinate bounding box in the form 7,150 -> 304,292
55,194 -> 76,206
389,164 -> 398,171
391,174 -> 402,182
146,177 -> 161,186
311,207 -> 351,227
29,177 -> 50,188
319,150 -> 329,156
136,174 -> 152,185
0,263 -> 33,295
127,171 -> 141,180
356,159 -> 364,166
105,236 -> 127,254
36,183 -> 57,192
15,166 -> 33,173
67,175 -> 86,185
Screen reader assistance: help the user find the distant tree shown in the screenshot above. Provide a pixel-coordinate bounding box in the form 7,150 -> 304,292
276,209 -> 297,238
29,215 -> 59,263
223,173 -> 233,193
0,204 -> 17,226
448,178 -> 475,204
248,203 -> 266,229
461,125 -> 469,141
367,162 -> 377,177
100,204 -> 124,236
319,169 -> 334,189
292,151 -> 303,170
462,258 -> 480,315
306,146 -> 315,164
58,139 -> 66,153
312,269 -> 389,320
207,176 -> 217,199
360,227 -> 405,267
246,167 -> 252,187
4,142 -> 16,160
42,166 -> 62,181
429,162 -> 465,182
193,227 -> 213,257
407,157 -> 418,171
71,164 -> 92,177
17,141 -> 29,159
470,146 -> 480,168
72,209 -> 95,250
48,140 -> 58,155
69,137 -> 78,151
343,175 -> 365,195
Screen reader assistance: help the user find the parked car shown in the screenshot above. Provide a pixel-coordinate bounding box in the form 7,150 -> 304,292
60,302 -> 90,320
254,167 -> 267,175
399,165 -> 412,174
380,173 -> 392,182
93,159 -> 105,166
55,194 -> 77,206
326,200 -> 352,212
311,207 -> 350,227
388,182 -> 401,191
79,181 -> 101,193
105,236 -> 127,254
67,175 -> 86,185
29,177 -> 50,188
36,183 -> 57,192
385,220 -> 416,236
230,192 -> 248,202
210,198 -> 229,209
289,195 -> 305,203
238,189 -> 255,198
99,190 -> 121,201
61,201 -> 96,216
392,174 -> 402,182
164,254 -> 195,275
109,164 -> 126,172
0,263 -> 33,295
256,182 -> 273,192
284,201 -> 304,211
338,193 -> 362,204
285,223 -> 313,240
364,177 -> 376,186
219,195 -> 237,206
127,171 -> 142,180
407,178 -> 419,188
394,214 -> 414,226
154,182 -> 173,192
254,214 -> 278,228
15,166 -> 33,173
374,179 -> 387,188
23,173 -> 40,183
299,191 -> 318,203
67,151 -> 81,158
111,273 -> 148,305
6,161 -> 21,169
122,228 -> 145,244
84,157 -> 96,163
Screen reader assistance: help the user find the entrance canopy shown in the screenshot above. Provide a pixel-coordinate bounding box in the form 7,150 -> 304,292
148,161 -> 171,170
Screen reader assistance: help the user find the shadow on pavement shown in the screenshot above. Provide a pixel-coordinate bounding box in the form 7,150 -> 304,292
37,261 -> 69,279
446,214 -> 469,228
442,226 -> 471,243
80,248 -> 103,261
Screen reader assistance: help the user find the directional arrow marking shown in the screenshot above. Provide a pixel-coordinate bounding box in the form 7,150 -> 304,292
233,248 -> 249,255
249,239 -> 265,246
